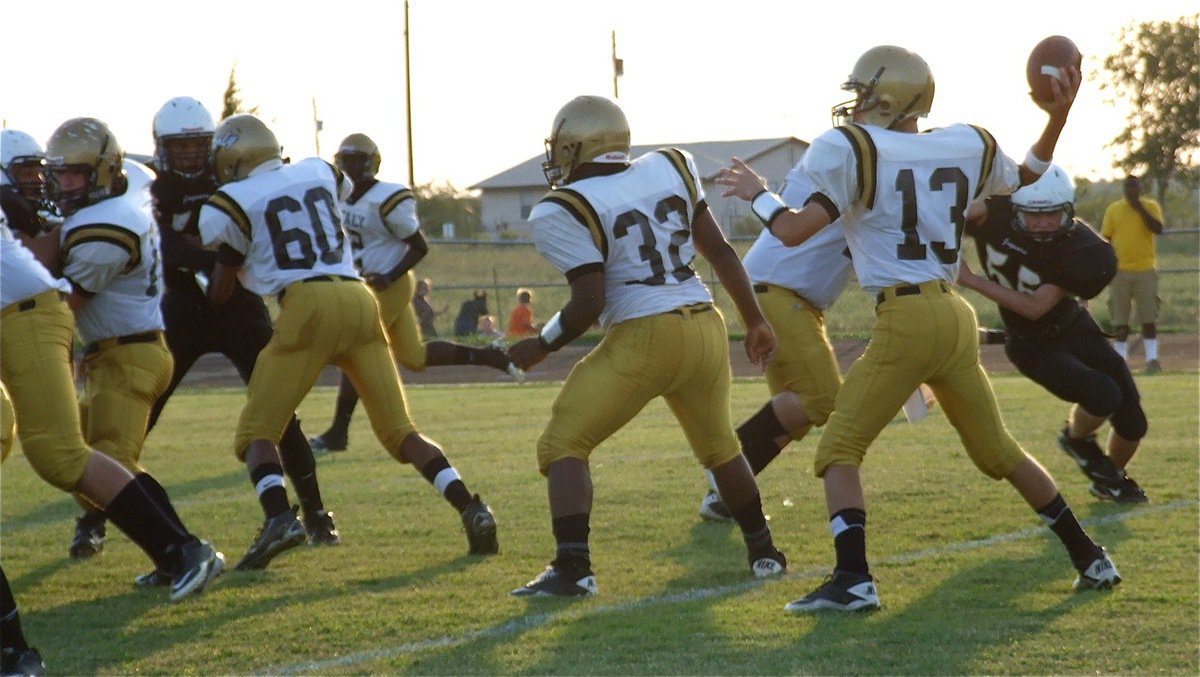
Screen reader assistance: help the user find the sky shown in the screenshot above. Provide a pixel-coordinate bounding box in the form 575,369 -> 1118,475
6,1 -> 1194,191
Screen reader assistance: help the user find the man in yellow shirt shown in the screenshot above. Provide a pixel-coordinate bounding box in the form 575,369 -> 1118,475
1101,175 -> 1165,374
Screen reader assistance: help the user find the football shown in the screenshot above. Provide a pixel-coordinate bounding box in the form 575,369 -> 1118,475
1026,35 -> 1082,103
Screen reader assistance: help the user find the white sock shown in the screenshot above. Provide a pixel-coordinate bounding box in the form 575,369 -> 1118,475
1113,341 -> 1127,359
1145,338 -> 1158,361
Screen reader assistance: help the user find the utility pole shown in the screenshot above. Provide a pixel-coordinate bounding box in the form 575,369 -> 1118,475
404,0 -> 415,186
611,30 -> 623,99
311,96 -> 322,156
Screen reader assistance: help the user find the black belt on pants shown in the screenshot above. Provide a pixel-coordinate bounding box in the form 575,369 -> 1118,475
83,331 -> 161,356
875,281 -> 950,306
278,274 -> 358,301
668,303 -> 714,316
2,290 -> 67,318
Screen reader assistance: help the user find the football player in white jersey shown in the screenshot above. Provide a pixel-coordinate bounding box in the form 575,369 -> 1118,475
198,115 -> 498,570
308,133 -> 523,454
3,201 -> 223,603
507,96 -> 785,597
719,45 -> 1118,612
697,164 -> 851,521
45,118 -> 181,564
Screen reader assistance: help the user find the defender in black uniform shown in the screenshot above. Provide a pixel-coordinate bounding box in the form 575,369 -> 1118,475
959,165 -> 1148,503
134,97 -> 339,575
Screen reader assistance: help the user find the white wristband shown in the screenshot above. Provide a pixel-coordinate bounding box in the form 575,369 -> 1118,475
750,190 -> 787,230
538,311 -> 566,351
1024,148 -> 1052,175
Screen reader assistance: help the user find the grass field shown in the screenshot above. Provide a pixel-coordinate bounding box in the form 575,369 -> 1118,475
1,371 -> 1196,675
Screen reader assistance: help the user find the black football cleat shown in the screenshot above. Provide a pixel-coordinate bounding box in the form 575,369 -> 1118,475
511,565 -> 597,597
0,646 -> 45,676
461,495 -> 499,555
785,570 -> 881,613
310,431 -> 348,454
304,510 -> 341,546
69,512 -> 106,560
171,539 -> 225,602
235,509 -> 306,571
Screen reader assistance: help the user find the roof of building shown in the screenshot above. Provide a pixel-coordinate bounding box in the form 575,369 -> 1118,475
470,137 -> 808,190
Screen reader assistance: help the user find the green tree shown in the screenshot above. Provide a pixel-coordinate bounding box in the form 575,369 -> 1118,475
1099,14 -> 1199,213
220,64 -> 259,121
416,182 -> 483,239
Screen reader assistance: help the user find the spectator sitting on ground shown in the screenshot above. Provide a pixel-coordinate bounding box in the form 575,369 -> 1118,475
507,288 -> 542,338
477,315 -> 504,340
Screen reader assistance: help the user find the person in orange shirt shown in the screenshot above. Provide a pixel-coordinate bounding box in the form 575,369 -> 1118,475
1101,175 -> 1165,374
507,288 -> 542,338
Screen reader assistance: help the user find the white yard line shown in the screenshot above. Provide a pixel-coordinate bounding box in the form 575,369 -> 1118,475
265,499 -> 1193,675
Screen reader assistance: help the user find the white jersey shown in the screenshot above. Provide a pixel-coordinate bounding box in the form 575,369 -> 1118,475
0,224 -> 70,308
199,158 -> 358,296
123,157 -> 156,211
60,190 -> 165,343
742,161 -> 852,309
340,179 -> 419,275
803,122 -> 1021,292
529,148 -> 713,328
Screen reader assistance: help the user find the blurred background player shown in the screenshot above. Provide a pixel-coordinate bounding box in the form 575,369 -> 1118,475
959,165 -> 1148,503
719,45 -> 1119,613
146,96 -> 338,562
507,96 -> 785,597
199,116 -> 498,567
1101,174 -> 1165,374
309,133 -> 522,454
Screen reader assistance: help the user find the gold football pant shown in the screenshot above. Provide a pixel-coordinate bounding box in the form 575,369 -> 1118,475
236,278 -> 417,460
1,384 -> 14,461
0,291 -> 92,490
375,270 -> 428,371
80,333 -> 173,473
756,284 -> 842,439
537,304 -> 739,474
815,282 -> 1025,479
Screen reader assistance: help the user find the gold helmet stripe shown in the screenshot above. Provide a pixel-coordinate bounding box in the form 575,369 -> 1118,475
835,124 -> 878,210
968,125 -> 998,199
63,224 -> 141,271
380,188 -> 415,219
206,191 -> 253,239
543,188 -> 608,260
656,148 -> 698,209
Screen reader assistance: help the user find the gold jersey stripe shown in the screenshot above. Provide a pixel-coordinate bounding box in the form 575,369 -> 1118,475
968,125 -> 998,199
543,188 -> 608,259
656,148 -> 698,208
835,124 -> 878,210
63,224 -> 141,271
380,189 -> 415,218
207,191 -> 253,239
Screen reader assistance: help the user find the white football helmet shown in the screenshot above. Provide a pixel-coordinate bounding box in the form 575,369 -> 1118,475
832,46 -> 935,129
542,95 -> 630,188
1011,164 -> 1075,242
153,96 -> 216,178
1,129 -> 46,200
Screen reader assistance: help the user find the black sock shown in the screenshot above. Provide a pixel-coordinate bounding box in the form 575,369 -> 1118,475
831,508 -> 869,576
327,377 -> 359,436
104,480 -> 191,574
0,567 -> 29,652
730,492 -> 773,553
418,455 -> 472,511
134,473 -> 191,537
280,418 -> 324,517
737,402 -> 788,475
1038,494 -> 1101,570
249,463 -> 291,519
552,513 -> 592,573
